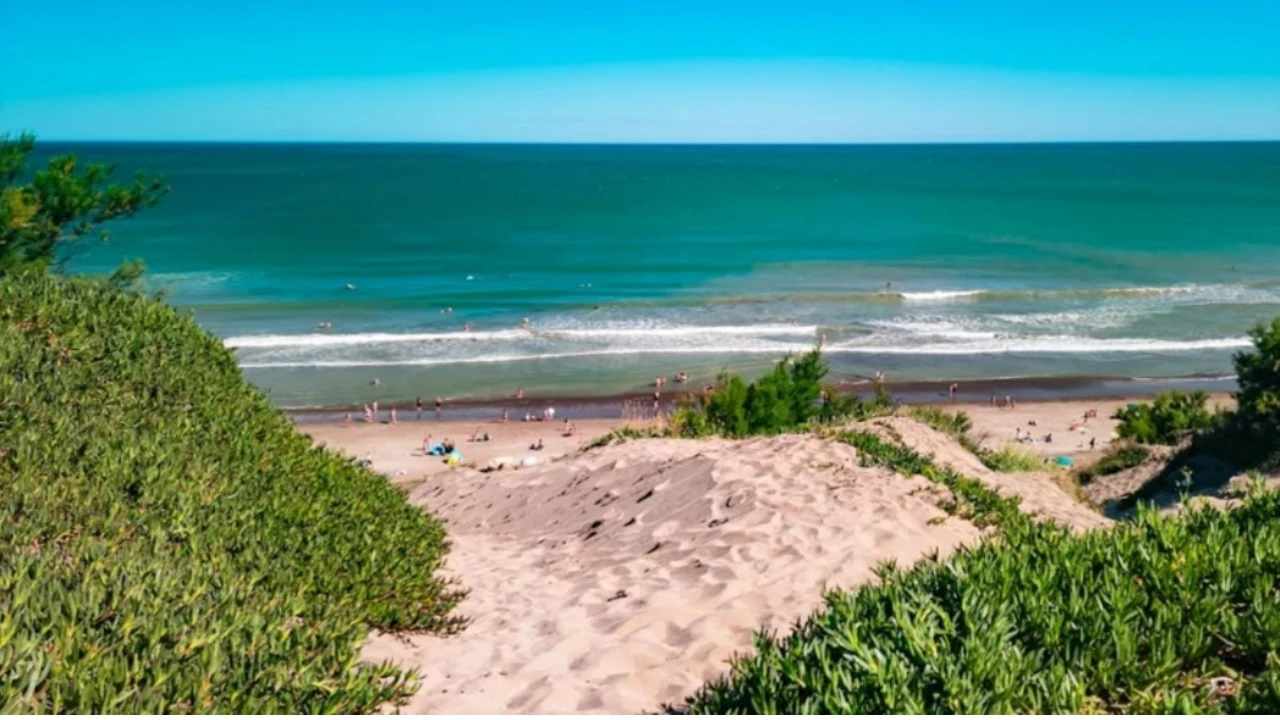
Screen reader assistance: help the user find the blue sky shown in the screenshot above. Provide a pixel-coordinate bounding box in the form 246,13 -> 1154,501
3,0 -> 1279,142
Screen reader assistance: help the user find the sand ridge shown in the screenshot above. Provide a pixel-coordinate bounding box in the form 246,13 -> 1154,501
853,416 -> 1111,531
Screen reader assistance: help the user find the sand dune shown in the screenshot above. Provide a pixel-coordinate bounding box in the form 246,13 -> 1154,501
306,415 -> 1114,713
362,433 -> 981,713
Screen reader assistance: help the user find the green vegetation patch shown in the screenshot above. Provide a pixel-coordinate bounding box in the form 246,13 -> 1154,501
981,444 -> 1049,472
0,275 -> 462,713
1113,390 -> 1224,446
838,429 -> 1024,530
1078,443 -> 1153,484
907,405 -> 1043,473
671,348 -> 888,438
686,488 -> 1280,713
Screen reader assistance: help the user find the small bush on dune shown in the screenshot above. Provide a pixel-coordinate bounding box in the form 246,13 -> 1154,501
0,275 -> 462,713
908,405 -> 973,438
909,405 -> 1047,472
675,348 -> 868,438
1077,443 -> 1152,484
1113,390 -> 1223,445
982,444 -> 1048,472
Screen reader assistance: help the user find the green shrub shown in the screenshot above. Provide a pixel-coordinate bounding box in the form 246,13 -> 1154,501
0,274 -> 462,713
685,487 -> 1280,713
982,444 -> 1048,472
1077,443 -> 1152,484
1113,390 -> 1222,445
676,349 -> 864,438
1235,318 -> 1280,442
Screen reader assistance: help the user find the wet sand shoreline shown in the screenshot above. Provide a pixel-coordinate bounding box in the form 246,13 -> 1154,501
289,372 -> 1236,424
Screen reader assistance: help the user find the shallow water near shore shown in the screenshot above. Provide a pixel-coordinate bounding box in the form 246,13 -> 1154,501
55,141 -> 1280,407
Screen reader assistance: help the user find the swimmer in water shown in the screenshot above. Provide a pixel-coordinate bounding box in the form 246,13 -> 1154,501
521,317 -> 531,330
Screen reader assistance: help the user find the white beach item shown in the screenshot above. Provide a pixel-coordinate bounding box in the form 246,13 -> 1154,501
487,456 -> 516,471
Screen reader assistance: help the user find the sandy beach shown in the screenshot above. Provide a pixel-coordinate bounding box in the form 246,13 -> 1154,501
293,395 -> 1191,713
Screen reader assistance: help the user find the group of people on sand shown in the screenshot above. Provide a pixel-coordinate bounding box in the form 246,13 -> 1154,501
421,435 -> 456,456
347,395 -> 447,425
1012,408 -> 1101,451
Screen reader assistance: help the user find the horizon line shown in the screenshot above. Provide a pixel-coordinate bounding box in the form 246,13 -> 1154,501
27,137 -> 1280,146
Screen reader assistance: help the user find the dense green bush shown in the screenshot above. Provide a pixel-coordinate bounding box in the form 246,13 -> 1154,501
0,274 -> 462,712
687,479 -> 1280,713
1078,443 -> 1153,484
1235,319 -> 1280,442
672,349 -> 869,438
1113,390 -> 1223,445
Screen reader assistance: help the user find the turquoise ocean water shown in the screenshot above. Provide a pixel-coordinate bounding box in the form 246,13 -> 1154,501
51,142 -> 1280,409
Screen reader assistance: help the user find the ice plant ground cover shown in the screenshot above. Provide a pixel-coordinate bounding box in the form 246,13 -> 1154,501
0,274 -> 462,713
681,426 -> 1280,713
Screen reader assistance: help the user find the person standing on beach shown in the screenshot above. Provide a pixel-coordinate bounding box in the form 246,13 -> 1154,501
434,396 -> 443,417
948,382 -> 958,400
371,401 -> 379,422
501,408 -> 509,423
390,408 -> 397,424
415,396 -> 423,419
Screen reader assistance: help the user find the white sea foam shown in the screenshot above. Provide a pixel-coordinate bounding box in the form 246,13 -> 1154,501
824,335 -> 1251,356
897,290 -> 984,302
884,283 -> 1280,305
226,324 -> 819,349
148,271 -> 241,288
235,332 -> 1251,369
227,329 -> 528,348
